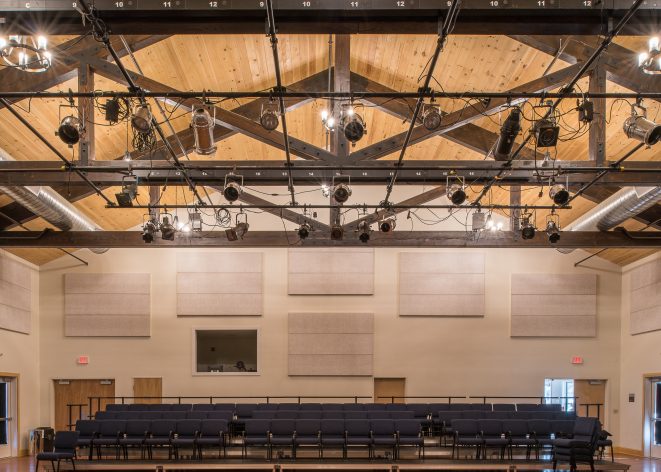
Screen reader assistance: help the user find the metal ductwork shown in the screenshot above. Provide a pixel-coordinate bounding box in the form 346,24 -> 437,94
558,186 -> 661,254
0,148 -> 108,254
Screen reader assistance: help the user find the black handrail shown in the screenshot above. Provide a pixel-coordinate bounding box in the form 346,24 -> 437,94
375,396 -> 467,403
65,403 -> 87,431
580,402 -> 604,419
469,396 -> 579,404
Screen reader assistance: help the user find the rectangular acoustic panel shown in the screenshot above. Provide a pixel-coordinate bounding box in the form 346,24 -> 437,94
630,259 -> 661,335
288,248 -> 374,295
64,273 -> 150,336
399,252 -> 485,317
288,312 -> 373,376
177,252 -> 262,316
0,254 -> 32,334
510,273 -> 597,337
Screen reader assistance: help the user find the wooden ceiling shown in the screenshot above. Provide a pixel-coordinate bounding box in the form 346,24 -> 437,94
0,34 -> 658,266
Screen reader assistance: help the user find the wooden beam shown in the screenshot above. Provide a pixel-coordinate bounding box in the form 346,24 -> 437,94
332,35 -> 351,159
77,64 -> 95,165
348,62 -> 584,162
510,186 -> 522,231
82,55 -> 338,164
149,186 -> 160,224
588,64 -> 607,166
1,229 -> 659,249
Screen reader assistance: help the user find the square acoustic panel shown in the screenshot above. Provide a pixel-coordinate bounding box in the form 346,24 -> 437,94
629,259 -> 661,335
177,252 -> 262,316
288,248 -> 374,295
288,312 -> 374,376
510,274 -> 597,337
398,252 -> 485,317
64,273 -> 150,337
0,254 -> 32,334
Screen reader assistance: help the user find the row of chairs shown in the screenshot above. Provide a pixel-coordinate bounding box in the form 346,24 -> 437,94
96,410 -> 417,421
75,418 -> 423,461
104,402 -> 562,413
96,410 -> 234,421
434,410 -> 575,423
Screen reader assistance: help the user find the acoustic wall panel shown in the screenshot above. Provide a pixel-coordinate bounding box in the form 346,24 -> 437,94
288,312 -> 373,376
398,252 -> 485,317
64,273 -> 150,337
630,259 -> 661,335
177,252 -> 262,316
288,248 -> 374,295
510,274 -> 597,337
0,254 -> 32,334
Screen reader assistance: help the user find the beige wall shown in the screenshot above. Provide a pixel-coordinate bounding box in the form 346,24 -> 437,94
0,250 -> 40,453
38,244 -> 623,438
619,251 -> 661,452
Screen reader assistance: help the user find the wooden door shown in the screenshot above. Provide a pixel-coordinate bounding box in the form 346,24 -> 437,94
574,379 -> 606,423
374,378 -> 406,404
53,379 -> 115,431
133,378 -> 162,404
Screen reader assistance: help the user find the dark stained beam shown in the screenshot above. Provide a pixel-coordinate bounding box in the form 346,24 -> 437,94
510,186 -> 522,231
588,64 -> 607,166
1,229 -> 659,249
332,35 -> 351,160
348,62 -> 584,162
78,64 -> 95,164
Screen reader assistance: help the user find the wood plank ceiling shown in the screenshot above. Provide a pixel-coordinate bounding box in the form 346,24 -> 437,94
0,34 -> 658,266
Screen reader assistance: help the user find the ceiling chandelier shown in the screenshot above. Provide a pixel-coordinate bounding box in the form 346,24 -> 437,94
0,35 -> 51,73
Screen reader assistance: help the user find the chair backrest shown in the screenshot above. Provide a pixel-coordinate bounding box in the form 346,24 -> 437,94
509,411 -> 530,420
213,403 -> 235,411
368,411 -> 389,419
528,419 -> 553,436
164,411 -> 187,420
395,419 -> 421,436
460,411 -> 485,419
529,411 -> 555,420
389,411 -> 415,420
320,419 -> 345,436
192,404 -> 215,411
322,411 -> 344,419
345,419 -> 371,436
343,404 -> 365,411
252,411 -> 275,419
473,404 -> 493,411
489,412 -> 509,419
433,403 -> 451,412
364,404 -> 383,411
321,403 -> 343,411
94,411 -> 113,420
573,417 -> 599,439
200,419 -> 228,437
75,420 -> 98,437
275,410 -> 298,419
187,411 -> 208,420
235,404 -> 258,418
128,404 -> 151,411
150,420 -> 177,437
449,403 -> 472,411
516,403 -> 541,411
176,419 -> 201,436
295,419 -> 320,436
408,404 -> 430,418
479,419 -> 503,437
139,412 -> 163,420
99,420 -> 126,437
299,411 -> 322,419
437,411 -> 460,425
552,420 -> 576,436
503,419 -> 529,437
207,411 -> 233,421
257,403 -> 279,410
53,431 -> 80,454
170,404 -> 192,412
299,403 -> 321,411
106,404 -> 129,412
385,403 -> 408,411
244,419 -> 271,436
125,420 -> 151,436
452,419 -> 480,436
270,419 -> 296,436
370,419 -> 396,436
277,403 -> 299,411
345,411 -> 368,419
493,404 -> 516,412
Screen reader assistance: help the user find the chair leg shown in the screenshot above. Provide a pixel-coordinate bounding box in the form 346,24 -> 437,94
610,445 -> 614,462
35,459 -> 39,472
71,458 -> 76,471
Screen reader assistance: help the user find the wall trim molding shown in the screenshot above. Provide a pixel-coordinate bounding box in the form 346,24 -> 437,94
614,446 -> 644,457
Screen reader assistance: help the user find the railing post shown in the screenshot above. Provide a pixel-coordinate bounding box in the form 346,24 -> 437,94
210,396 -> 213,404
68,404 -> 72,431
354,396 -> 358,404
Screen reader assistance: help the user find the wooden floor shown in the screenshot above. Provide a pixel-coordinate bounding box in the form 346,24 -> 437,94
2,455 -> 658,472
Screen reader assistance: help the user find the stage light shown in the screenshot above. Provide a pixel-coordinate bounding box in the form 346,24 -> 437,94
160,216 -> 175,241
422,104 -> 442,131
189,212 -> 203,232
260,103 -> 279,131
358,221 -> 371,243
447,184 -> 467,206
226,212 -> 249,241
223,174 -> 243,202
114,179 -> 137,207
549,183 -> 570,205
332,183 -> 352,204
341,106 -> 366,145
379,216 -> 396,233
623,104 -> 661,146
56,115 -> 82,146
191,107 -> 217,155
638,36 -> 661,75
321,184 -> 331,198
472,210 -> 486,231
546,220 -> 560,243
297,222 -> 311,240
104,98 -> 120,124
494,108 -> 521,161
142,221 -> 156,243
521,216 -> 536,240
330,224 -> 344,240
131,104 -> 152,134
534,118 -> 560,148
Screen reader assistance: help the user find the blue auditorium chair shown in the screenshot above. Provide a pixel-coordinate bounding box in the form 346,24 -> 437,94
170,404 -> 192,412
275,410 -> 298,419
345,411 -> 368,419
370,419 -> 397,459
321,411 -> 344,419
389,411 -> 415,420
92,420 -> 125,460
552,417 -> 600,472
452,419 -> 483,459
269,419 -> 296,459
298,411 -> 322,419
118,419 -> 150,459
396,419 -> 424,459
242,419 -> 271,460
529,419 -> 555,459
171,419 -> 201,460
36,431 -> 79,472
144,419 -> 176,460
343,404 -> 364,411
479,419 -> 508,459
196,419 -> 228,459
503,419 -> 535,460
493,404 -> 516,412
345,419 -> 372,459
192,404 -> 215,411
294,419 -> 321,458
106,404 -> 129,412
320,419 -> 346,458
186,411 -> 208,420
299,403 -> 321,411
74,420 -> 98,460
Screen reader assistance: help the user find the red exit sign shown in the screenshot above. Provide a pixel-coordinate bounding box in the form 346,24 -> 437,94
77,356 -> 89,365
571,356 -> 584,364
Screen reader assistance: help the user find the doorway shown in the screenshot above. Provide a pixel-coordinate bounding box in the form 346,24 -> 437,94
374,378 -> 406,404
644,375 -> 661,459
0,375 -> 18,458
544,378 -> 575,412
574,379 -> 607,422
53,379 -> 115,431
133,378 -> 162,404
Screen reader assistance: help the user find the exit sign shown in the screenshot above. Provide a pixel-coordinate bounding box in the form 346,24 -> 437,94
571,356 -> 584,364
77,356 -> 89,365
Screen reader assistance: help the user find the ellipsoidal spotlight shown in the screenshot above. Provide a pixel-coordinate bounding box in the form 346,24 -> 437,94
521,217 -> 536,240
191,107 -> 217,155
341,108 -> 366,145
379,216 -> 396,233
297,222 -> 311,240
142,221 -> 156,243
131,104 -> 152,134
546,219 -> 560,244
549,183 -> 570,205
115,180 -> 138,207
494,108 -> 521,161
447,184 -> 467,206
160,216 -> 175,241
534,118 -> 560,148
260,104 -> 279,131
57,115 -> 82,146
422,104 -> 442,131
623,106 -> 661,146
332,183 -> 352,204
357,221 -> 371,243
223,182 -> 242,202
330,224 -> 344,240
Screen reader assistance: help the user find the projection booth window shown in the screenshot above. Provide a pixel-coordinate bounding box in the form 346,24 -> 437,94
195,329 -> 258,374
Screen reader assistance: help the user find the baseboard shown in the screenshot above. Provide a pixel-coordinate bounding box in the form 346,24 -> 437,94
614,446 -> 643,457
18,449 -> 29,457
